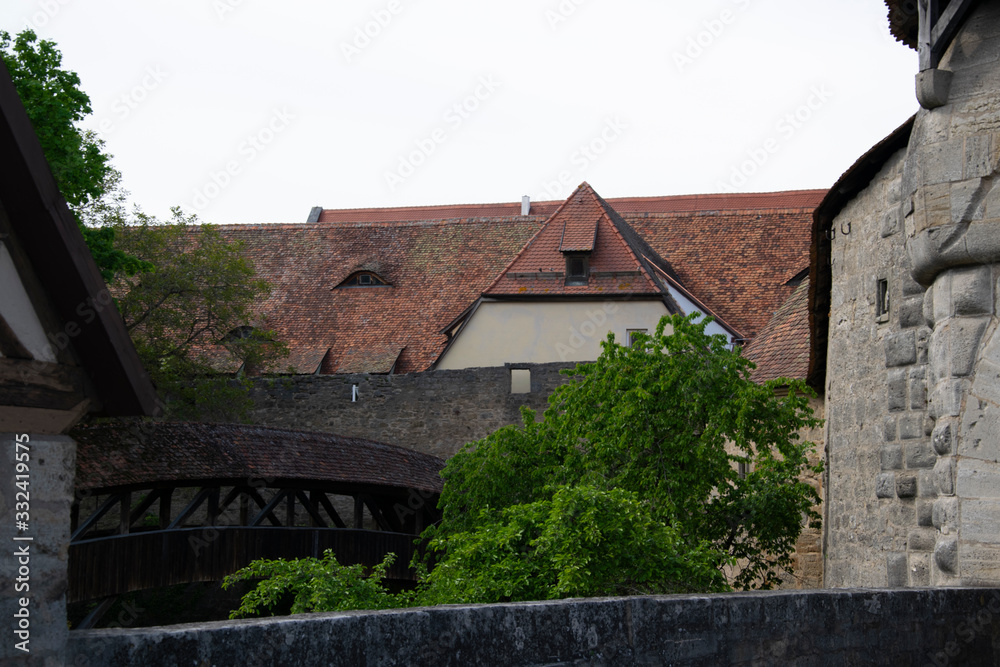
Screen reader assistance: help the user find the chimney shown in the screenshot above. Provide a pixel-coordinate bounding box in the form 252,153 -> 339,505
306,206 -> 323,223
521,195 -> 530,216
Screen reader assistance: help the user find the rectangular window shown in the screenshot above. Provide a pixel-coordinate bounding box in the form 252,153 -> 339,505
511,368 -> 531,394
565,255 -> 589,286
876,279 -> 889,323
626,328 -> 647,347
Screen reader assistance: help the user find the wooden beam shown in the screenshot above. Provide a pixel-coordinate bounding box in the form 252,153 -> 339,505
166,487 -> 211,530
250,490 -> 290,527
159,488 -> 173,529
296,490 -> 327,528
127,489 -> 162,529
245,487 -> 282,526
313,491 -> 347,529
0,357 -> 89,410
71,492 -> 125,542
920,0 -> 977,70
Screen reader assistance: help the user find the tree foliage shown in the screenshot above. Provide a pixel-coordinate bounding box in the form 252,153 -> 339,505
228,315 -> 822,616
0,29 -> 146,280
108,208 -> 288,421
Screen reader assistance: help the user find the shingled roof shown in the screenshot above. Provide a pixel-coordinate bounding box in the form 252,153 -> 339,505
72,422 -> 444,494
213,187 -> 823,374
743,279 -> 811,384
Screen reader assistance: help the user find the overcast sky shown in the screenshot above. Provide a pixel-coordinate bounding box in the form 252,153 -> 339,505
2,1 -> 918,224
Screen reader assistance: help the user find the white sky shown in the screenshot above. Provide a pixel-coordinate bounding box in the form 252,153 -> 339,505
2,0 -> 918,225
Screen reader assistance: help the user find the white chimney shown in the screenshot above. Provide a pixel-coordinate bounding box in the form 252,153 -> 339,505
521,195 -> 530,216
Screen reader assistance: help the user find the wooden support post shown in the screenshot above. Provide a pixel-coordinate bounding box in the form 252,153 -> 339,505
159,488 -> 172,529
354,496 -> 364,529
118,491 -> 131,535
207,487 -> 220,526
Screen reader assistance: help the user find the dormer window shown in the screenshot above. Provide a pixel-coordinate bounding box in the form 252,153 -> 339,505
338,271 -> 389,288
565,254 -> 589,286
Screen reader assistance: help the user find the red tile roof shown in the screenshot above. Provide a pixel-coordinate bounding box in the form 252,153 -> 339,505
484,183 -> 667,299
743,279 -> 811,383
213,187 -> 823,374
72,422 -> 445,494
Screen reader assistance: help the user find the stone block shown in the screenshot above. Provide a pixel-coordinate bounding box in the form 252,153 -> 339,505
886,553 -> 908,587
919,469 -> 937,498
931,317 -> 990,377
932,420 -> 955,456
888,368 -> 908,411
971,359 -> 1000,406
935,538 -> 959,574
881,208 -> 899,238
897,474 -> 918,498
908,375 -> 927,409
928,378 -> 966,419
966,133 -> 994,179
951,266 -> 993,315
905,440 -> 937,469
899,296 -> 925,328
885,331 -> 917,367
935,457 -> 956,496
881,443 -> 903,470
909,552 -> 931,586
959,402 -> 1000,461
919,140 -> 965,185
899,415 -> 924,440
876,473 -> 896,499
923,288 -> 936,326
981,326 -> 1000,367
908,528 -> 937,552
985,179 -> 1000,219
951,177 -> 986,223
917,500 -> 934,527
883,415 -> 898,442
916,326 -> 931,364
957,458 -> 1000,498
933,497 -> 959,534
960,499 -> 1000,544
932,273 -> 953,323
901,271 -> 924,297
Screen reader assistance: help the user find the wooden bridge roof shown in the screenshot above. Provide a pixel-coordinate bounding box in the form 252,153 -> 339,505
73,422 -> 445,494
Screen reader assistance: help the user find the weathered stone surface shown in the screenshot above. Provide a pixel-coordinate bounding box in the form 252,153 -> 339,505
951,266 -> 993,315
66,589 -> 1000,667
1,435 -> 75,667
886,553 -> 908,587
935,539 -> 959,574
961,499 -> 1000,544
876,473 -> 896,499
932,420 -> 955,456
881,443 -> 903,471
887,368 -> 908,411
917,500 -> 934,527
885,331 -> 918,367
957,458 -> 1000,498
897,474 -> 918,498
935,457 -> 956,496
898,415 -> 923,440
905,440 -> 937,469
934,497 -> 959,535
908,528 -> 937,552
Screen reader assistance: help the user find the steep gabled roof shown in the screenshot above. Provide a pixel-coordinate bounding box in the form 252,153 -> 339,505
483,183 -> 675,300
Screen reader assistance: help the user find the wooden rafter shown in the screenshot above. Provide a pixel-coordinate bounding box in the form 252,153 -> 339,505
919,0 -> 978,70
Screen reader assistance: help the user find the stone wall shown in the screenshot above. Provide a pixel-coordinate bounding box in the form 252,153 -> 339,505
824,146 -> 922,587
826,0 -> 1000,588
68,587 -> 1000,666
249,362 -> 576,460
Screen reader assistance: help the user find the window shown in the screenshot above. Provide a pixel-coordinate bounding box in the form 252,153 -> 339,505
564,254 -> 589,286
876,279 -> 889,323
338,271 -> 388,288
626,328 -> 647,348
510,368 -> 531,394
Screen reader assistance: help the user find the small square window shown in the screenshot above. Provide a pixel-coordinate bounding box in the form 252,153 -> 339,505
876,279 -> 889,323
511,368 -> 531,394
626,329 -> 647,347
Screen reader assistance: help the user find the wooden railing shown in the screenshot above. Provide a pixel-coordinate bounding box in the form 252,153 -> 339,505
68,526 -> 419,602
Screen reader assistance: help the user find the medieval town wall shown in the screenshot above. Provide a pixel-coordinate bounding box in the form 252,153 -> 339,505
249,362 -> 577,460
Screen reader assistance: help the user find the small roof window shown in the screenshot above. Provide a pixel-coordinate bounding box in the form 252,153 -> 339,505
338,271 -> 390,288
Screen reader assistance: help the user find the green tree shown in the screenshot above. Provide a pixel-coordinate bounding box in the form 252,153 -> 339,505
0,29 -> 145,279
108,208 -> 288,421
227,315 -> 822,616
419,314 -> 822,598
